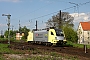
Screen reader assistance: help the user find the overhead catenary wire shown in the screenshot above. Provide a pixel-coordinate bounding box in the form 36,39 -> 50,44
25,1 -> 90,30
29,1 -> 90,21
29,6 -> 76,21
10,1 -> 90,30
12,1 -> 59,20
69,2 -> 79,17
11,0 -> 76,21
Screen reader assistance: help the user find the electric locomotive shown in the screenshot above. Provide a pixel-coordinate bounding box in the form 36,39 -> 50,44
27,28 -> 66,46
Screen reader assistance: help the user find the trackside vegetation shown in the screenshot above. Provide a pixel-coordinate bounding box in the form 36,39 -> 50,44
0,43 -> 79,60
62,25 -> 78,43
66,41 -> 90,48
0,40 -> 90,60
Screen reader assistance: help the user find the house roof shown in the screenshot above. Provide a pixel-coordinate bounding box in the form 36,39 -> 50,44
80,22 -> 90,30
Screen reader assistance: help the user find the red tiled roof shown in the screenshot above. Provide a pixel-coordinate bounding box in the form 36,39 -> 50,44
80,22 -> 90,30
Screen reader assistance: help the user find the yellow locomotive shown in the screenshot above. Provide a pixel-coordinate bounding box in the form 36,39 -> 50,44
27,28 -> 66,46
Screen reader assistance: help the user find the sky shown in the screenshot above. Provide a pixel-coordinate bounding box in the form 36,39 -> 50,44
0,0 -> 90,34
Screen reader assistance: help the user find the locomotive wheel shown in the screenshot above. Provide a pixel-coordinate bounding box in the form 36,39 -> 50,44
45,43 -> 52,46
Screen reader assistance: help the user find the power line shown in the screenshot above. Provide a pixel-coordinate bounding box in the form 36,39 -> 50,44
30,11 -> 59,20
79,1 -> 90,6
19,1 -> 90,30
29,1 -> 90,21
69,2 -> 79,16
29,6 -> 75,21
12,0 -> 74,21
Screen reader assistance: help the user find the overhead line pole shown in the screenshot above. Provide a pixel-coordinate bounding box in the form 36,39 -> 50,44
19,20 -> 20,32
35,20 -> 37,31
2,14 -> 11,45
69,2 -> 79,17
59,10 -> 62,29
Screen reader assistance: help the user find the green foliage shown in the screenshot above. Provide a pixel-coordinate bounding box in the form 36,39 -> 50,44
4,30 -> 8,38
66,41 -> 90,48
0,55 -> 5,60
50,52 -> 60,57
20,26 -> 30,39
63,25 -> 78,43
0,43 -> 79,60
0,43 -> 25,54
21,36 -> 26,40
4,26 -> 30,41
4,30 -> 18,38
0,43 -> 11,54
0,38 -> 8,41
0,35 -> 4,38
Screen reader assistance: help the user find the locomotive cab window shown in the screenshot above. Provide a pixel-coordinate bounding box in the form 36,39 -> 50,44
55,29 -> 64,36
51,32 -> 54,35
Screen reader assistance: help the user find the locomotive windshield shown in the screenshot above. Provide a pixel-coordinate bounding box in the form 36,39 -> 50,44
55,29 -> 64,36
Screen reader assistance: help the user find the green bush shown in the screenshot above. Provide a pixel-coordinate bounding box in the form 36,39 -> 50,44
66,41 -> 90,48
63,25 -> 78,43
0,38 -> 8,41
0,35 -> 4,38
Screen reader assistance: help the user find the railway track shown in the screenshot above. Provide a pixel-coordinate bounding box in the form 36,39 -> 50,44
9,42 -> 65,50
1,41 -> 90,60
11,42 -> 90,59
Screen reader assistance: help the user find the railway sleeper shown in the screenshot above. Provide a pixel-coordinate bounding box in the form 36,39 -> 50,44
28,41 -> 58,46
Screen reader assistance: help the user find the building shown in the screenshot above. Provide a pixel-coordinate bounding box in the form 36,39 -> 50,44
77,22 -> 90,44
16,32 -> 24,40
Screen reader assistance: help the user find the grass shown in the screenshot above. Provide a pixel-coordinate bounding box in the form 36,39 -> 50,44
0,39 -> 88,60
65,55 -> 78,60
0,43 -> 11,54
0,43 -> 78,60
0,55 -> 5,60
25,52 -> 78,60
0,38 -> 8,41
0,43 -> 26,54
66,41 -> 90,49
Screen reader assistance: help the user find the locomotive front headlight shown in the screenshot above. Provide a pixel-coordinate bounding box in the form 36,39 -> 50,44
55,37 -> 57,40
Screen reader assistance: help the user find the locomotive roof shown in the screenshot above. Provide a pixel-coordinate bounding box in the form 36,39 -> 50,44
34,30 -> 47,33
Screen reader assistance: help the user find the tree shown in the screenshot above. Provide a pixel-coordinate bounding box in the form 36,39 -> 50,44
46,11 -> 74,29
63,25 -> 78,43
4,26 -> 30,40
20,26 -> 30,39
46,11 -> 78,43
4,30 -> 18,39
0,35 -> 4,38
4,30 -> 8,38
